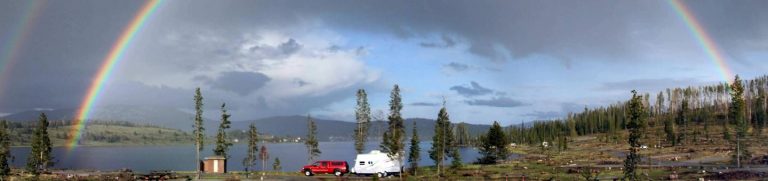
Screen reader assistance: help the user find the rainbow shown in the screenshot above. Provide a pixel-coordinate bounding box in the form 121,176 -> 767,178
66,0 -> 163,149
0,0 -> 45,99
668,0 -> 734,83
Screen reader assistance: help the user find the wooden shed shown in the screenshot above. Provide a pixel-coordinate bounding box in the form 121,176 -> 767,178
202,156 -> 227,173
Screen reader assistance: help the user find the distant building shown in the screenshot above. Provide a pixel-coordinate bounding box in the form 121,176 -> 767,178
202,156 -> 227,173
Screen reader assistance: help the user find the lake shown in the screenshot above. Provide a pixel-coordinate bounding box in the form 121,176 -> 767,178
10,142 -> 482,173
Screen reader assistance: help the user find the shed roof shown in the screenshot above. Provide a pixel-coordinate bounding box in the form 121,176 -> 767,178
204,156 -> 226,160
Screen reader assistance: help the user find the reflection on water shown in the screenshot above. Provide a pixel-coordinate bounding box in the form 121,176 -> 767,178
10,142 -> 483,172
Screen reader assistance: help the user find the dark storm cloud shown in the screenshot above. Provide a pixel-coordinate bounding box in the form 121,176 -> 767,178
450,81 -> 493,97
165,0 -> 768,62
465,97 -> 527,108
0,0 -> 146,111
205,71 -> 271,96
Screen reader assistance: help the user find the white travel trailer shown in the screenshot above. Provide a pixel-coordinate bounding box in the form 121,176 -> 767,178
351,150 -> 402,177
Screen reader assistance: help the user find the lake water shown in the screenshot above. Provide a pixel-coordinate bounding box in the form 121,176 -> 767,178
10,142 -> 481,173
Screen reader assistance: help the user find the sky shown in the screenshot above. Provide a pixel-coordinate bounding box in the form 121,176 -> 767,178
0,0 -> 767,125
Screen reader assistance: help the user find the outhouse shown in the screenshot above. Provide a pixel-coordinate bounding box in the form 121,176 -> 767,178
202,156 -> 227,173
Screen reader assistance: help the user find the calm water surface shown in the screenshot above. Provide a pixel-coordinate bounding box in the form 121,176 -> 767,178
10,142 -> 484,172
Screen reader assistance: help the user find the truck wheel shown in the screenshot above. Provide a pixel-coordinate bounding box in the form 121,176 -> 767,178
304,170 -> 313,176
334,169 -> 343,176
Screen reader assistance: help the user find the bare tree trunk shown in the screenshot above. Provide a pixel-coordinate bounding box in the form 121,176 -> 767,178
196,145 -> 200,179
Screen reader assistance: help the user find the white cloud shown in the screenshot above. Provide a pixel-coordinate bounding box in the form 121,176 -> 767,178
109,23 -> 381,119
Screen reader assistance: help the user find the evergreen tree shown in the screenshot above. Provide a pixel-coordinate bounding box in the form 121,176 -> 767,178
730,75 -> 750,167
380,84 -> 405,173
568,113 -> 577,137
429,104 -> 454,175
213,103 -> 233,158
0,121 -> 10,176
664,117 -> 676,146
26,113 -> 53,174
273,157 -> 281,171
477,121 -> 509,164
407,122 -> 420,176
624,90 -> 644,181
242,124 -> 259,175
354,89 -> 371,154
753,89 -> 766,137
193,88 -> 205,179
450,145 -> 462,169
305,114 -> 321,163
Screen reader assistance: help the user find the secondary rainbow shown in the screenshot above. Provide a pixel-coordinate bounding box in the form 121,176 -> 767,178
668,0 -> 734,83
0,0 -> 45,99
66,0 -> 163,149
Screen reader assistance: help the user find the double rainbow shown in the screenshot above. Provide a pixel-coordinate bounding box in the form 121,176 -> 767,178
0,0 -> 45,99
668,0 -> 734,83
66,0 -> 163,149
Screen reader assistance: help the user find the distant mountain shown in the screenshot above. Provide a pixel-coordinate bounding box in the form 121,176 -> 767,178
0,105 -> 217,132
2,107 -> 494,141
232,116 -> 491,141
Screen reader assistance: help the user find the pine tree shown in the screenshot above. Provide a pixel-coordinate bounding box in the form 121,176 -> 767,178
354,89 -> 371,154
305,114 -> 321,163
242,124 -> 259,175
407,122 -> 420,176
380,84 -> 405,173
477,121 -> 508,164
450,145 -> 462,169
213,103 -> 233,158
429,105 -> 452,175
664,117 -> 676,146
193,88 -> 205,179
0,120 -> 10,176
624,90 -> 644,181
753,89 -> 766,137
272,157 -> 281,171
730,75 -> 750,167
26,113 -> 53,174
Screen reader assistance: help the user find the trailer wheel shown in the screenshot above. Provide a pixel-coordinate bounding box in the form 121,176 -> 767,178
377,172 -> 386,178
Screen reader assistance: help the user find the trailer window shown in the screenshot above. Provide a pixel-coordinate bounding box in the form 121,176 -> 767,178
359,161 -> 365,165
368,161 -> 373,165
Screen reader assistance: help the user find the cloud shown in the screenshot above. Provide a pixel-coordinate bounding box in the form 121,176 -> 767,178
205,71 -> 271,96
443,62 -> 470,72
420,34 -> 456,48
410,102 -> 439,107
450,81 -> 493,97
465,97 -> 527,108
277,38 -> 302,55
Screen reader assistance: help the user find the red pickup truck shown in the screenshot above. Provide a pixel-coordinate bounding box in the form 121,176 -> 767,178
301,160 -> 349,176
